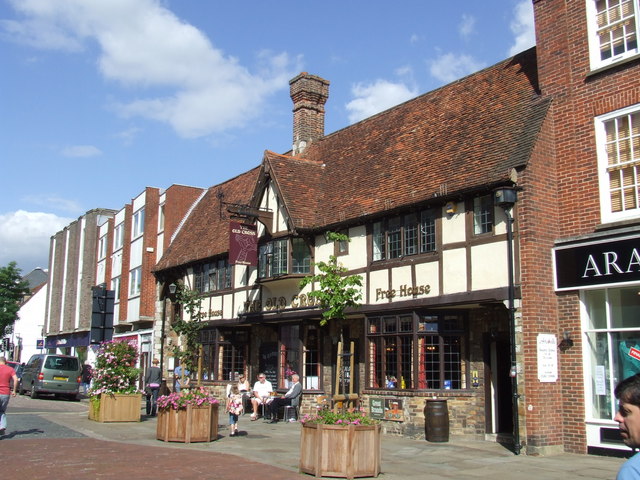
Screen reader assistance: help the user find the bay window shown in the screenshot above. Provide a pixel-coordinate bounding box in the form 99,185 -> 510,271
258,237 -> 311,278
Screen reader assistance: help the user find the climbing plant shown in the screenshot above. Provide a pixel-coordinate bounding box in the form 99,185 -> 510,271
299,232 -> 363,326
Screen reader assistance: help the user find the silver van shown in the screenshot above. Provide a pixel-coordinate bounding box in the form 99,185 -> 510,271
19,354 -> 82,400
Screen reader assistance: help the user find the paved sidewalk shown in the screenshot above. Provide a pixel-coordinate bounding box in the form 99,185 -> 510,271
1,397 -> 625,480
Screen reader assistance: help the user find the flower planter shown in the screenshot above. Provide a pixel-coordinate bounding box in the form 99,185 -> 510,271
88,393 -> 142,423
156,403 -> 219,443
300,423 -> 381,479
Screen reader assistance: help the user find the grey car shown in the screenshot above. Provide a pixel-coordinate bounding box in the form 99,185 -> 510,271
19,354 -> 82,400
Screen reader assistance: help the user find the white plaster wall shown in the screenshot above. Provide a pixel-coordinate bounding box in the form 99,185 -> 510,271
369,269 -> 390,305
471,242 -> 508,290
13,284 -> 47,363
442,248 -> 467,294
441,203 -> 466,245
493,207 -> 508,235
415,262 -> 439,296
339,225 -> 368,270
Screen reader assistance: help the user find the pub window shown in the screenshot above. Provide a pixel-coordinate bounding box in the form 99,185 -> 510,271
367,312 -> 466,390
372,208 -> 437,262
259,237 -> 310,278
586,0 -> 639,70
473,195 -> 493,235
199,328 -> 248,382
279,324 -> 300,390
193,259 -> 231,294
303,326 -> 321,390
292,237 -> 311,274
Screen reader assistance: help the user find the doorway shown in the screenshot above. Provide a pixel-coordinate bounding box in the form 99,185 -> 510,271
484,332 -> 513,435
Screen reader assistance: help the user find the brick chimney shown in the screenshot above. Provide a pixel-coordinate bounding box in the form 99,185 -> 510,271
289,73 -> 329,155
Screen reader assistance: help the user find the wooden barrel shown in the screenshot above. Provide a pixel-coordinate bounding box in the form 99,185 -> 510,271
424,399 -> 449,442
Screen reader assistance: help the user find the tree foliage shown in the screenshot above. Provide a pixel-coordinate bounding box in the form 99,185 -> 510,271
299,232 -> 363,326
171,284 -> 205,375
0,262 -> 30,337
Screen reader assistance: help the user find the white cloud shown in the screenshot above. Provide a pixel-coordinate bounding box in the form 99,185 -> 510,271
0,210 -> 74,272
61,145 -> 102,157
508,0 -> 536,56
459,14 -> 476,38
346,80 -> 418,124
429,53 -> 486,84
2,0 -> 299,138
21,195 -> 83,213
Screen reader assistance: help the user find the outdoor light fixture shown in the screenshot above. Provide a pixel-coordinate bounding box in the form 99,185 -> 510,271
494,186 -> 521,455
168,283 -> 177,295
559,331 -> 574,351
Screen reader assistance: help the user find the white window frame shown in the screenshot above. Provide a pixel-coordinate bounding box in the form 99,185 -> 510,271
111,276 -> 121,302
586,0 -> 640,71
98,235 -> 108,260
595,103 -> 640,223
129,267 -> 142,297
114,222 -> 124,251
132,208 -> 145,238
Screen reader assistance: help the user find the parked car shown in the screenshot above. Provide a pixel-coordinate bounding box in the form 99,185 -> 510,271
19,354 -> 82,400
6,360 -> 24,390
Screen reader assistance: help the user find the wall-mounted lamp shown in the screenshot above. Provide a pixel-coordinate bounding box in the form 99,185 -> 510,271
559,331 -> 574,351
168,283 -> 177,295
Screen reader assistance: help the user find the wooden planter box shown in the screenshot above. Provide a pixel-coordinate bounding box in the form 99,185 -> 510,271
300,423 -> 381,479
88,394 -> 142,423
156,403 -> 219,443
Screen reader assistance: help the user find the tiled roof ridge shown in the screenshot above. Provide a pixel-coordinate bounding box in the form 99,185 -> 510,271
264,149 -> 325,166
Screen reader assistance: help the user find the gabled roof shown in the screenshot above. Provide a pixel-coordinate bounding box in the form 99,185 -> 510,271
269,47 -> 550,230
155,167 -> 260,272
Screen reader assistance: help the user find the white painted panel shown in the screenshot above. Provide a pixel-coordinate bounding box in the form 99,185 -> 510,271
442,248 -> 467,294
493,207 -> 508,235
128,296 -> 140,322
441,203 -> 466,244
114,208 -> 126,224
339,226 -> 367,270
113,302 -> 120,325
415,262 -> 439,296
96,261 -> 106,284
132,190 -> 147,211
369,269 -> 390,304
471,242 -> 508,290
130,237 -> 143,267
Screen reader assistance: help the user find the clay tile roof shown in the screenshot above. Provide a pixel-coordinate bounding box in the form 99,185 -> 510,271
272,47 -> 550,230
155,167 -> 260,272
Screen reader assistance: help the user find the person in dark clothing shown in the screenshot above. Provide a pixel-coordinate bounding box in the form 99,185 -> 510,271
144,358 -> 162,416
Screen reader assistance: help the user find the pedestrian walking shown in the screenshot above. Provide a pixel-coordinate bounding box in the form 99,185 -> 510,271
615,373 -> 640,479
0,356 -> 19,436
144,358 -> 162,416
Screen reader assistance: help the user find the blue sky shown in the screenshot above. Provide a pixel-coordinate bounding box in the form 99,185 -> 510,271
0,0 -> 535,274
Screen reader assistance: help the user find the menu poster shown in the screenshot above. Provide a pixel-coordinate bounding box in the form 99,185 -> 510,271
259,342 -> 278,387
537,333 -> 558,383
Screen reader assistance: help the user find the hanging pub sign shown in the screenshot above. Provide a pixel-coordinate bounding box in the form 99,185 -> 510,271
229,221 -> 258,266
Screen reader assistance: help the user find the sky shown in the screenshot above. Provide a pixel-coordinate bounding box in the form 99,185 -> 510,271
0,0 -> 536,275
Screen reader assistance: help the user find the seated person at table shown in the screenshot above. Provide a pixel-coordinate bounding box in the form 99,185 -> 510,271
267,374 -> 302,423
250,373 -> 273,420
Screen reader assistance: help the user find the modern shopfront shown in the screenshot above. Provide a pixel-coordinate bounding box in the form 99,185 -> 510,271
554,229 -> 640,454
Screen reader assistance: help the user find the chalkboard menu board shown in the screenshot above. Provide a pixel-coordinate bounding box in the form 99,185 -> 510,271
259,342 -> 278,386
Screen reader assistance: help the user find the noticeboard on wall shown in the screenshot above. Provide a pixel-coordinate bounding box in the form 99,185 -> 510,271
369,397 -> 404,422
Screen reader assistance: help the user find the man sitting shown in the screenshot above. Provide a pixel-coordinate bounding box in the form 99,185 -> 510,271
267,374 -> 302,423
250,373 -> 273,420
